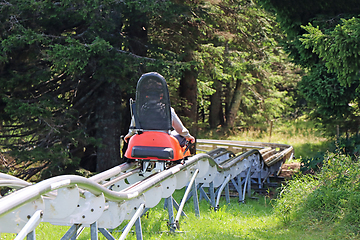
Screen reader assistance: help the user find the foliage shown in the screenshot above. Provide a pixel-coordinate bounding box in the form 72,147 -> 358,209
274,174 -> 319,224
193,0 -> 302,128
298,18 -> 360,133
301,18 -> 360,87
275,152 -> 360,236
336,134 -> 360,157
257,0 -> 360,65
258,0 -> 360,134
0,0 -> 184,178
301,133 -> 360,173
300,151 -> 326,174
298,65 -> 360,134
0,0 -> 304,179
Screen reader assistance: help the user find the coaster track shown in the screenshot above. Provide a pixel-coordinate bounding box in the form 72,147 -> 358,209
0,139 -> 293,240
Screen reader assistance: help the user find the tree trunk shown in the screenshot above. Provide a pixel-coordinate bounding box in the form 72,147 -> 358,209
179,69 -> 198,154
118,6 -> 149,159
179,52 -> 198,136
209,79 -> 224,128
226,78 -> 243,127
223,81 -> 233,127
120,94 -> 131,158
126,6 -> 148,57
95,81 -> 122,172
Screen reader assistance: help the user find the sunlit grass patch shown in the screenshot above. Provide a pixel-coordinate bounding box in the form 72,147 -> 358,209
199,118 -> 332,160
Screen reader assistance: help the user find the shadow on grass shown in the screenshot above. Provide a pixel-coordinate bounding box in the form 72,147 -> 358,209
292,140 -> 333,160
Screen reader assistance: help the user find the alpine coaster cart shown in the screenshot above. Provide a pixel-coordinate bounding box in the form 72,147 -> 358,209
125,72 -> 191,173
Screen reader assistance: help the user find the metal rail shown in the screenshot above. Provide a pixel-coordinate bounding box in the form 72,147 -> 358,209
0,139 -> 294,240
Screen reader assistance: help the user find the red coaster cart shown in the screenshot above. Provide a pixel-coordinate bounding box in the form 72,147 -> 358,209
125,72 -> 191,172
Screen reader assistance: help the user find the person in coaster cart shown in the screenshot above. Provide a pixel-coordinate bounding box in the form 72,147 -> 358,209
124,72 -> 195,161
124,108 -> 195,145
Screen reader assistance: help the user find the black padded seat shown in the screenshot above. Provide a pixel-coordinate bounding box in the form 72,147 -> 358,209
131,146 -> 174,159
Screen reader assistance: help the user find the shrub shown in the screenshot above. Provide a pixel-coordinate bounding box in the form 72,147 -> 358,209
275,152 -> 360,233
300,134 -> 360,174
274,174 -> 318,224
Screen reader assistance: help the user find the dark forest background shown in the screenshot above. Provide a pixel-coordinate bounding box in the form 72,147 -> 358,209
0,0 -> 359,180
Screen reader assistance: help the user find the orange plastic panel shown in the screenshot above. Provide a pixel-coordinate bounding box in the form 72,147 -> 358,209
125,131 -> 190,161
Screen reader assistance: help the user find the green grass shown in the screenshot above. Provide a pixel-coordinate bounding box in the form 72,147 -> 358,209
0,193 -> 345,240
273,152 -> 360,240
199,117 -> 332,161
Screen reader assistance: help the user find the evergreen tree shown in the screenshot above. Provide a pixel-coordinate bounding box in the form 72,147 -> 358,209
193,0 -> 301,129
0,0 -> 172,178
258,0 -> 360,133
0,0 -> 301,179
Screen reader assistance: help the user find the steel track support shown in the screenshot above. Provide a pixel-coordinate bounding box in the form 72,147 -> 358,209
135,216 -> 143,240
236,167 -> 252,204
184,183 -> 201,202
198,184 -> 212,204
258,171 -> 262,189
237,175 -> 243,203
61,224 -> 84,240
119,203 -> 145,240
174,169 -> 199,230
74,225 -> 84,240
261,171 -> 271,187
98,228 -> 116,240
26,231 -> 35,240
231,178 -> 239,194
172,197 -> 187,217
240,167 -> 251,203
14,210 -> 42,240
192,178 -> 200,217
209,182 -> 215,208
165,196 -> 175,232
247,167 -> 252,199
215,174 -> 231,210
164,196 -> 187,218
225,182 -> 230,204
60,225 -> 76,240
90,221 -> 98,240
